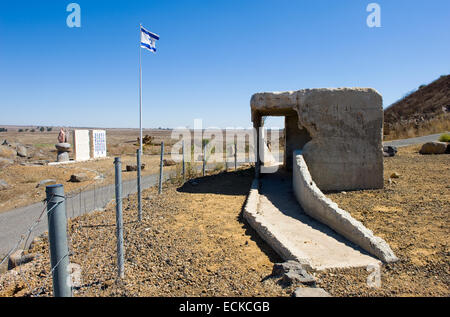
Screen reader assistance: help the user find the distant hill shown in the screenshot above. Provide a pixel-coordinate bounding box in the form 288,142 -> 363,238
384,75 -> 450,140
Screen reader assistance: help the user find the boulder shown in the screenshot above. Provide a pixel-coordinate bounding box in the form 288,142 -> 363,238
55,143 -> 71,151
0,145 -> 17,159
16,145 -> 27,157
0,179 -> 9,190
419,142 -> 447,155
7,250 -> 37,270
273,260 -> 316,286
36,179 -> 57,188
383,145 -> 397,157
57,151 -> 70,162
126,164 -> 145,172
70,173 -> 89,182
163,159 -> 176,166
292,287 -> 331,297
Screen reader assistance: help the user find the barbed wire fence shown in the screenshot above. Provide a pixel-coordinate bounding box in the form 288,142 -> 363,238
0,141 -> 251,297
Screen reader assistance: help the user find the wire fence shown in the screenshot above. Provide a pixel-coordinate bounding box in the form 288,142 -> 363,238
0,142 -> 252,297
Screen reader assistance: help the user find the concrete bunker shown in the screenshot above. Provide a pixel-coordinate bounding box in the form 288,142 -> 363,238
251,88 -> 384,191
246,88 -> 398,264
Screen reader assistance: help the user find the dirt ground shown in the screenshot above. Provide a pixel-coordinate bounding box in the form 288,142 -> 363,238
0,168 -> 299,297
0,145 -> 448,297
319,145 -> 449,296
0,128 -> 178,213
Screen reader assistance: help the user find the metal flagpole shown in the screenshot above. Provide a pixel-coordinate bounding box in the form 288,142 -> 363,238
139,23 -> 143,154
138,23 -> 143,221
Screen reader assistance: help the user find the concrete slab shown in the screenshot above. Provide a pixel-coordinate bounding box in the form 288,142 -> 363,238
257,172 -> 380,271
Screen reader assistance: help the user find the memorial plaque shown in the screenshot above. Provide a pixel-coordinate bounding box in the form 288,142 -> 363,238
91,130 -> 107,158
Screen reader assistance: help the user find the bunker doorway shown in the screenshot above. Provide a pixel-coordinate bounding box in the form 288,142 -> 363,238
260,115 -> 312,171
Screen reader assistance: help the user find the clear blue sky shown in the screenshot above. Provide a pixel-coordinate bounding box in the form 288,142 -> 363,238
0,0 -> 449,129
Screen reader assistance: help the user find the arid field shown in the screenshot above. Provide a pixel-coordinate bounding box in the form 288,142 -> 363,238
0,145 -> 448,297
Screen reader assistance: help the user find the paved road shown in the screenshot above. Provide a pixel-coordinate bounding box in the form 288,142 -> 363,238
383,132 -> 447,148
0,162 -> 239,257
0,171 -> 175,257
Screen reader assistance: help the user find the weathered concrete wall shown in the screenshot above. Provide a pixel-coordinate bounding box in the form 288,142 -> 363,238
284,115 -> 311,170
251,88 -> 384,191
292,151 -> 398,263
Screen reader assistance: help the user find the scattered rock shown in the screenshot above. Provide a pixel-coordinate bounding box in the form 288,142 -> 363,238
7,250 -> 37,270
390,172 -> 401,179
57,152 -> 70,162
272,260 -> 304,276
36,179 -> 57,188
16,145 -> 27,158
292,287 -> 331,297
126,164 -> 146,172
55,143 -> 71,152
419,142 -> 447,155
67,263 -> 82,288
163,159 -> 176,166
0,179 -> 9,190
281,270 -> 316,287
70,173 -> 89,182
273,260 -> 316,286
383,145 -> 398,157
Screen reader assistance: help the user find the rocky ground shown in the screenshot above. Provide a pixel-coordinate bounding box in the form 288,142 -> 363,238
320,145 -> 449,296
0,168 -> 302,297
0,145 -> 448,297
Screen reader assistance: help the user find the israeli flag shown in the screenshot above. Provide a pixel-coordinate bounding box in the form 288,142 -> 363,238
140,26 -> 159,53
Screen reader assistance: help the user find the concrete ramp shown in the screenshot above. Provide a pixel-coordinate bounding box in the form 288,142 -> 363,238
244,172 -> 380,271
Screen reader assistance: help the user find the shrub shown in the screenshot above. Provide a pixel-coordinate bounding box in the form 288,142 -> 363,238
47,127 -> 52,132
40,127 -> 45,132
0,128 -> 7,132
439,133 -> 450,142
18,129 -> 23,132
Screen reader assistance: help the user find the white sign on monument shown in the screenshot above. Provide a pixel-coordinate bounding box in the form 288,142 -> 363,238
91,130 -> 107,158
73,130 -> 90,161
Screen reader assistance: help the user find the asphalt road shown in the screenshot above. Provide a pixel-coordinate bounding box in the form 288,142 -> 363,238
0,171 -> 175,257
383,133 -> 446,147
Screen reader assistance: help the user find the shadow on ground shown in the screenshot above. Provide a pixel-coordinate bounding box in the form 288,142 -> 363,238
176,168 -> 255,196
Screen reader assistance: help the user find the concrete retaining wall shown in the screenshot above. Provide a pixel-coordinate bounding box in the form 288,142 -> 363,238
292,150 -> 398,263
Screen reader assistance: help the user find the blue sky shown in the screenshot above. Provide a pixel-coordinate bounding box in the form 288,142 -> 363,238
0,0 -> 449,129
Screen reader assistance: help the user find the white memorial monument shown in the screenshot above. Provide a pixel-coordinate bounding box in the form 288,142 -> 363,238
72,129 -> 107,161
73,130 -> 90,161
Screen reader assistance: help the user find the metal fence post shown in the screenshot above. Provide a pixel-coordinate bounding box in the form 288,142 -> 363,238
234,141 -> 237,171
202,143 -> 206,177
46,184 -> 71,297
137,149 -> 142,222
114,158 -> 124,279
159,142 -> 164,194
182,140 -> 186,181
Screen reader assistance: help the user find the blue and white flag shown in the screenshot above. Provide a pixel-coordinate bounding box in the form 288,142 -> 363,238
140,26 -> 159,53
